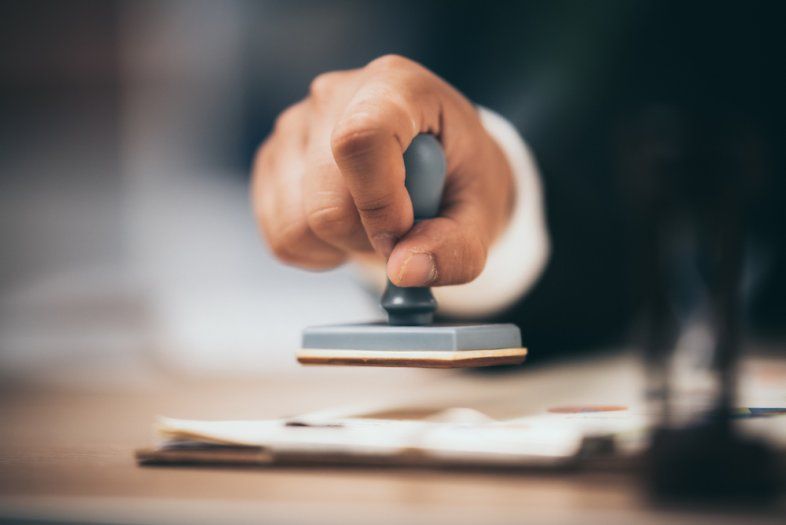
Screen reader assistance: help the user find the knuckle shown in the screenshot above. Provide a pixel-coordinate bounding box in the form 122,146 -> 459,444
251,185 -> 271,226
306,203 -> 355,239
355,195 -> 395,220
463,258 -> 484,282
251,171 -> 273,212
267,220 -> 308,263
366,55 -> 433,94
330,113 -> 387,160
252,137 -> 273,175
463,235 -> 488,280
308,72 -> 338,99
268,235 -> 294,263
367,54 -> 413,72
273,103 -> 302,133
433,219 -> 488,284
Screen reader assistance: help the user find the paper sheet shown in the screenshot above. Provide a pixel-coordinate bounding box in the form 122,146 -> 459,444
137,355 -> 786,470
144,406 -> 651,468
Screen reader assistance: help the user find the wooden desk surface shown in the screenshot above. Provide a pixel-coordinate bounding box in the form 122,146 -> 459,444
0,358 -> 783,524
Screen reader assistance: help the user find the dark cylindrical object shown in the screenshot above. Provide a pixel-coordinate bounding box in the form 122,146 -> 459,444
381,134 -> 446,326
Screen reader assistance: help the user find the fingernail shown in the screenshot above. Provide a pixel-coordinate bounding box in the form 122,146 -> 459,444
371,233 -> 397,259
397,252 -> 437,286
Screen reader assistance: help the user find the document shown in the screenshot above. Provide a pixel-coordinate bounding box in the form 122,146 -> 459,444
137,405 -> 650,469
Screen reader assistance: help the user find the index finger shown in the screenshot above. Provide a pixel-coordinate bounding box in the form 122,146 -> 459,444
330,55 -> 444,257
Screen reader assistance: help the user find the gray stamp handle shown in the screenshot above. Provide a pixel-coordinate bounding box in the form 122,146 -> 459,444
381,134 -> 447,326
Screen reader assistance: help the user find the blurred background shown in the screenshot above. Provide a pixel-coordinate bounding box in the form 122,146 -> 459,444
1,0 -> 784,385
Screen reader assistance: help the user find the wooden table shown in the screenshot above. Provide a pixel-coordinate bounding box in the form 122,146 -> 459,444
1,356 -> 783,524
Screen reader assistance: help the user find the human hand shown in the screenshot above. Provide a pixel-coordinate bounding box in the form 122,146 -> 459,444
251,55 -> 515,287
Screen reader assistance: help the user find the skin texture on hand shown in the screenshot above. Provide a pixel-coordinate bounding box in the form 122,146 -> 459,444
251,55 -> 515,287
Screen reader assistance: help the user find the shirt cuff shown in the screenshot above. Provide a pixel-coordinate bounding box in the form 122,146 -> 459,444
354,106 -> 550,318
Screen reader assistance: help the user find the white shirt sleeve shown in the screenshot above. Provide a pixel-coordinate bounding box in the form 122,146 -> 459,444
354,106 -> 551,318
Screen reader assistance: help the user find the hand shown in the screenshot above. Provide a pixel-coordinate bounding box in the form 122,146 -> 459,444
251,55 -> 515,287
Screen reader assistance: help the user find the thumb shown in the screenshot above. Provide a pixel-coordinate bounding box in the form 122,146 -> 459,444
386,206 -> 490,287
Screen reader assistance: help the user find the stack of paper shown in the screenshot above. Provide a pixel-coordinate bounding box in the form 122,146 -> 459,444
137,406 -> 650,470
